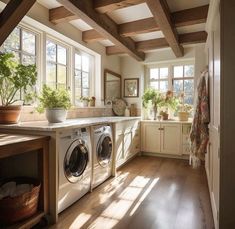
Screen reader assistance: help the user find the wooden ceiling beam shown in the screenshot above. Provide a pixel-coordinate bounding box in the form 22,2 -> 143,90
58,0 -> 145,61
146,0 -> 184,57
82,4 -> 209,43
49,6 -> 79,24
106,31 -> 208,54
0,0 -> 36,47
119,5 -> 209,37
94,0 -> 145,14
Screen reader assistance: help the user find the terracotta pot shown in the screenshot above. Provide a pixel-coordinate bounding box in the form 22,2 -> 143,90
0,105 -> 22,124
162,113 -> 169,120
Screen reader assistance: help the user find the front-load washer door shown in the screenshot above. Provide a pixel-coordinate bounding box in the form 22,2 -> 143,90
97,134 -> 113,167
64,139 -> 89,183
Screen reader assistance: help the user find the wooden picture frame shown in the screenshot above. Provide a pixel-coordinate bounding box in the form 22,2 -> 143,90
104,69 -> 121,102
124,78 -> 139,98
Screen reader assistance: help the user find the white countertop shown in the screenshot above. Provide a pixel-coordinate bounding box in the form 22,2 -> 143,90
0,116 -> 141,132
141,119 -> 192,124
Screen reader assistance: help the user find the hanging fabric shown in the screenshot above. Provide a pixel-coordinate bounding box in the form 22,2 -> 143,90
189,68 -> 210,168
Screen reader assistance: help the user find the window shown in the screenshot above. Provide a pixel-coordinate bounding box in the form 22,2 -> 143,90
2,27 -> 37,101
149,67 -> 169,92
173,65 -> 194,105
46,40 -> 67,89
148,64 -> 195,105
74,52 -> 91,105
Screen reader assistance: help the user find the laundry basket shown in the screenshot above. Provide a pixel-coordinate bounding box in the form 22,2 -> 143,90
0,177 -> 41,225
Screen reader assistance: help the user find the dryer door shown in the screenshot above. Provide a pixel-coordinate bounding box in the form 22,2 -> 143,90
97,134 -> 113,167
64,139 -> 89,183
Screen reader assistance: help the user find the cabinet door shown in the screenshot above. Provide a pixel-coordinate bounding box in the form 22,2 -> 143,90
123,131 -> 132,160
115,132 -> 124,167
160,124 -> 181,155
142,123 -> 161,153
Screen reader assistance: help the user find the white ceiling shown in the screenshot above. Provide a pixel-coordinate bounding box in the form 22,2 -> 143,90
107,3 -> 152,24
131,31 -> 164,42
37,0 -> 61,9
99,40 -> 114,47
70,19 -> 92,31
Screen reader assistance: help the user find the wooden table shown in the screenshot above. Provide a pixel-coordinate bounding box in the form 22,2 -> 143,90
0,133 -> 50,229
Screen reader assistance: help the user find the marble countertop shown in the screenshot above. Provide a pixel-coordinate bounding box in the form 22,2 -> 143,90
0,116 -> 141,132
141,119 -> 192,124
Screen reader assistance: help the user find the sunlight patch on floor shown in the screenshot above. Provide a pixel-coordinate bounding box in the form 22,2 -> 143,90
129,178 -> 159,216
70,213 -> 92,229
88,216 -> 119,229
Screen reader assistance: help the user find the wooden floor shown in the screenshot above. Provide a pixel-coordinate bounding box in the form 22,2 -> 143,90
49,156 -> 214,229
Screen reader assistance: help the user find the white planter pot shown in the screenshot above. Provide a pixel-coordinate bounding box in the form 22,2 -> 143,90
46,108 -> 67,123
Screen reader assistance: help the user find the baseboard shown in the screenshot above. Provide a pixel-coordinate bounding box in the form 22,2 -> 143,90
141,151 -> 189,160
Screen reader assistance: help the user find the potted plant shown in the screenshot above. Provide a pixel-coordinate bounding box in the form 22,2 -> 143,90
159,91 -> 179,120
142,88 -> 163,120
0,52 -> 37,124
37,85 -> 71,123
80,96 -> 90,107
177,92 -> 193,121
89,96 -> 96,107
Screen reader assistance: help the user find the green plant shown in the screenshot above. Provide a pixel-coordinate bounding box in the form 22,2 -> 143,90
161,91 -> 179,111
80,96 -> 90,102
0,52 -> 37,106
37,85 -> 71,113
142,88 -> 163,108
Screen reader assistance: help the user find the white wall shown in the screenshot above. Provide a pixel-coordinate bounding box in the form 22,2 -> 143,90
120,56 -> 145,109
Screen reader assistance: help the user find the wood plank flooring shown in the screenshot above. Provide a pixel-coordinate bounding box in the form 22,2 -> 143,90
49,156 -> 214,229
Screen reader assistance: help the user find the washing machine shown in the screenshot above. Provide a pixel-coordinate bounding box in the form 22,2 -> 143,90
92,124 -> 113,189
58,127 -> 92,213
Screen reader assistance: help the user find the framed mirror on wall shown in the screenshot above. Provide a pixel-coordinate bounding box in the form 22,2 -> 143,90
104,69 -> 121,103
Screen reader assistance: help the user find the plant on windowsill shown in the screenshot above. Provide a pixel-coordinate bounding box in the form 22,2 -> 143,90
79,96 -> 90,107
0,52 -> 37,124
89,96 -> 96,107
36,85 -> 71,123
142,88 -> 163,120
177,92 -> 193,121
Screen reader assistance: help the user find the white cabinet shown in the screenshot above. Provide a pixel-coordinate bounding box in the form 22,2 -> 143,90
114,119 -> 140,169
142,123 -> 161,153
161,124 -> 181,154
141,121 -> 191,156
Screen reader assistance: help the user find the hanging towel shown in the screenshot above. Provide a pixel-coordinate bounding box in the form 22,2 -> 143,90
190,70 -> 210,168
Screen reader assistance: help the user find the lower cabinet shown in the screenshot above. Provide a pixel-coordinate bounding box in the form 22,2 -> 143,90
141,121 -> 191,156
114,119 -> 140,168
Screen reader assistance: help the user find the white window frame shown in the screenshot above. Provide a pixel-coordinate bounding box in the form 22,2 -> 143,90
147,60 -> 195,96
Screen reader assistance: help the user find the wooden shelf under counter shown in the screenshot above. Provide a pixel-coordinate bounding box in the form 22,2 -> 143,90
0,133 -> 50,229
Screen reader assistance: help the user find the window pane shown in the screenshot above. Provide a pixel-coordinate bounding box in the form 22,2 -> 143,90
173,80 -> 183,94
75,88 -> 82,104
75,53 -> 81,70
46,40 -> 56,62
11,51 -> 20,62
82,88 -> 89,97
159,67 -> 168,79
184,94 -> 193,105
159,81 -> 168,92
184,65 -> 194,77
75,70 -> 82,88
57,65 -> 67,88
4,27 -> 20,50
57,45 -> 67,65
150,68 -> 158,80
46,62 -> 56,87
22,55 -> 36,65
150,81 -> 158,89
82,56 -> 89,72
184,79 -> 194,93
22,30 -> 36,55
82,72 -> 89,88
174,66 -> 183,78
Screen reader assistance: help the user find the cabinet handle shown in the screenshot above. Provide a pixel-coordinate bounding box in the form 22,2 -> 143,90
158,128 -> 164,130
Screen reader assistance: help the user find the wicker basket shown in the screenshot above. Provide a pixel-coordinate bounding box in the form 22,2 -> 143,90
178,111 -> 189,121
0,177 -> 41,225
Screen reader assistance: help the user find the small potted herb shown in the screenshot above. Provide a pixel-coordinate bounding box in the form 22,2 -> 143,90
89,96 -> 96,107
80,96 -> 90,107
178,92 -> 193,121
37,85 -> 71,123
0,52 -> 37,124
